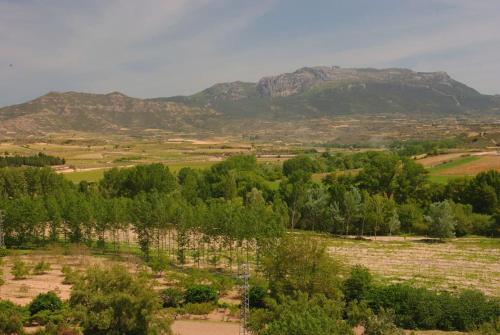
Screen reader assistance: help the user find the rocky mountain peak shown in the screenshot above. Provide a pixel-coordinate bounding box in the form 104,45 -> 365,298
256,66 -> 454,98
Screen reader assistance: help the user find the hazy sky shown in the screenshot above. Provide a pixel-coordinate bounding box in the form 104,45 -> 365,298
1,0 -> 499,106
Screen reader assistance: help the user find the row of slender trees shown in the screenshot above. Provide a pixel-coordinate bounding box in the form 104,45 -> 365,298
0,160 -> 287,269
0,152 -> 498,263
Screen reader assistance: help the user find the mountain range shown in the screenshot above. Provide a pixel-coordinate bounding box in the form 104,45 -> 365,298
1,66 -> 499,139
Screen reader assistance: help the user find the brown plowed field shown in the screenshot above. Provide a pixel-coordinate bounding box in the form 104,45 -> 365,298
417,153 -> 468,167
438,155 -> 500,175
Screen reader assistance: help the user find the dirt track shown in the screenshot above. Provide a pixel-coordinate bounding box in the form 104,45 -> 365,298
172,320 -> 239,335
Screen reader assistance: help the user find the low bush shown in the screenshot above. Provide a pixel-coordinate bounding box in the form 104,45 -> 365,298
69,265 -> 161,335
0,300 -> 28,335
61,265 -> 80,285
476,318 -> 500,334
12,259 -> 30,279
249,285 -> 268,308
33,260 -> 51,275
148,255 -> 170,277
364,308 -> 404,335
160,287 -> 184,308
254,293 -> 353,335
211,275 -> 235,295
184,285 -> 218,304
346,300 -> 373,327
368,284 -> 500,331
29,292 -> 63,316
344,265 -> 373,302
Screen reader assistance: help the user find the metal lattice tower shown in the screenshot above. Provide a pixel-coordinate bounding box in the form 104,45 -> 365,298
239,263 -> 250,335
0,210 -> 5,249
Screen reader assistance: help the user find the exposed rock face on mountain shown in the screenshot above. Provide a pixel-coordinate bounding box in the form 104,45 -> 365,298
170,66 -> 496,118
256,66 -> 461,97
0,66 -> 498,138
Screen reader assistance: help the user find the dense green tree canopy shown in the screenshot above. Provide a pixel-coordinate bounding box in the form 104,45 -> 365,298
70,265 -> 165,335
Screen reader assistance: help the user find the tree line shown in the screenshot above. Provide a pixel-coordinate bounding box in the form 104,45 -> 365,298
0,152 -> 498,259
282,152 -> 499,238
0,152 -> 65,168
0,157 -> 287,269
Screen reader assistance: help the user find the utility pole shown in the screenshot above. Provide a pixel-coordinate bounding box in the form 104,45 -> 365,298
239,263 -> 250,335
0,210 -> 5,249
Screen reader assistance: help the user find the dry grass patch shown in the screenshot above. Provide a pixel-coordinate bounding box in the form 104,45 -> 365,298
327,237 -> 500,295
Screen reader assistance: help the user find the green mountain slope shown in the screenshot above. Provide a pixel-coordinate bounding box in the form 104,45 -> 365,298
160,67 -> 497,118
0,66 -> 498,138
0,91 -> 218,137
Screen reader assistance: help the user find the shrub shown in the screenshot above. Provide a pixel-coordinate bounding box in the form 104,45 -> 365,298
184,285 -> 218,304
249,285 -> 268,309
364,308 -> 404,335
61,265 -> 80,285
453,290 -> 500,331
12,259 -> 30,279
211,275 -> 235,295
160,287 -> 184,308
29,292 -> 63,316
344,265 -> 373,302
258,293 -> 352,335
262,235 -> 344,299
477,318 -> 500,334
0,300 -> 28,335
368,284 -> 500,331
69,265 -> 163,335
346,300 -> 373,327
148,255 -> 170,277
33,260 -> 51,275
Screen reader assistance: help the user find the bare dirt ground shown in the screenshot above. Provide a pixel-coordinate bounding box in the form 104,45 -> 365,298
171,320 -> 239,335
328,237 -> 500,296
439,155 -> 500,175
0,251 -> 139,305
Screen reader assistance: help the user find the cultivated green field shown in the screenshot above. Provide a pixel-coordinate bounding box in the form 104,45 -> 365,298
62,161 -> 218,183
427,175 -> 468,184
428,156 -> 480,174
